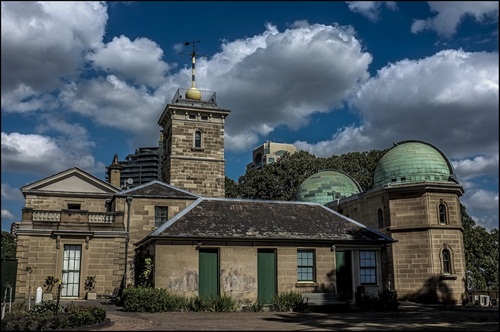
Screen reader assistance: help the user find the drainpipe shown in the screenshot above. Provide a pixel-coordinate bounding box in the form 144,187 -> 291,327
123,196 -> 133,289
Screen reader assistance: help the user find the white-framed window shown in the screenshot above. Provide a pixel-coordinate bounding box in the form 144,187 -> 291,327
297,249 -> 315,282
359,250 -> 377,285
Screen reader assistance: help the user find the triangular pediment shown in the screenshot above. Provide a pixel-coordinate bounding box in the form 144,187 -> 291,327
21,167 -> 119,195
120,180 -> 199,199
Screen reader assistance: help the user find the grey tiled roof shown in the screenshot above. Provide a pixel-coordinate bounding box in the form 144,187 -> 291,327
150,198 -> 393,243
118,180 -> 199,199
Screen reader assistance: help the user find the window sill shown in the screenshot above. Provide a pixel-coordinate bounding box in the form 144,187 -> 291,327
295,282 -> 317,287
439,274 -> 458,280
191,148 -> 205,152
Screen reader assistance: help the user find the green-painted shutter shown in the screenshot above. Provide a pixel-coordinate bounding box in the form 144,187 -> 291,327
199,249 -> 219,298
257,249 -> 276,304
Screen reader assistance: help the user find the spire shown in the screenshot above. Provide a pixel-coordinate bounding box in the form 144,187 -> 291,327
181,40 -> 205,100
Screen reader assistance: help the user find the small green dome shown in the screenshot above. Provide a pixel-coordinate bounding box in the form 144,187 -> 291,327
373,140 -> 458,188
296,170 -> 362,205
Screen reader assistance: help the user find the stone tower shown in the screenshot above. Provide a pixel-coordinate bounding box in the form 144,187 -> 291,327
157,88 -> 230,197
327,140 -> 467,304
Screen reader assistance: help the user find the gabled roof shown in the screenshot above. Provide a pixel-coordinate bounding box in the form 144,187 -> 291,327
118,180 -> 199,199
139,197 -> 394,245
21,167 -> 119,196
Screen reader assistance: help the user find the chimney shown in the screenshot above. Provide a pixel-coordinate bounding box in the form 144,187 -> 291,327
107,154 -> 122,188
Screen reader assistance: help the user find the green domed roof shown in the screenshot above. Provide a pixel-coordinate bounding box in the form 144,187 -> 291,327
296,170 -> 362,205
373,140 -> 458,188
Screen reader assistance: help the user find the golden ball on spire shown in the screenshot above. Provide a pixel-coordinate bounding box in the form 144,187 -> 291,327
186,87 -> 202,100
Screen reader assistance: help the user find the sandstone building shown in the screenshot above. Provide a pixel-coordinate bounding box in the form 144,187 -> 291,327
13,84 -> 467,305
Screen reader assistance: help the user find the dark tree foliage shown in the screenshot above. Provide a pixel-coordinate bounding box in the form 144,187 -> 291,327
233,150 -> 321,201
461,204 -> 499,291
1,231 -> 17,259
226,149 -> 386,200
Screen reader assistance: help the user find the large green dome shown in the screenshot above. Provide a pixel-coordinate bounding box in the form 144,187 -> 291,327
296,170 -> 362,205
373,140 -> 458,188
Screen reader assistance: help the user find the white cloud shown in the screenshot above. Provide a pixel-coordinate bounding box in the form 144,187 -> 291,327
345,1 -> 398,21
1,183 -> 23,202
411,2 -> 499,38
296,49 -> 499,161
1,210 -> 14,220
452,154 -> 499,182
1,1 -> 108,96
0,132 -> 104,176
461,188 -> 499,231
86,35 -> 171,88
206,22 -> 372,151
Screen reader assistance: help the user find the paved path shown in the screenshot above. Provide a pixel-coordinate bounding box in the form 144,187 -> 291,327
82,301 -> 498,331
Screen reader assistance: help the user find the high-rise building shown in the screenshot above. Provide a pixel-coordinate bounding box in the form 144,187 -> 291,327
246,141 -> 297,170
106,147 -> 160,189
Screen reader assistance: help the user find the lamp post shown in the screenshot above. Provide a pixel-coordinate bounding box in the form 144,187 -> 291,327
26,266 -> 33,310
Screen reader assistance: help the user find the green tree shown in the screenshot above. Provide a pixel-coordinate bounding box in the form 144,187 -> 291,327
461,204 -> 499,290
235,150 -> 321,200
1,231 -> 16,259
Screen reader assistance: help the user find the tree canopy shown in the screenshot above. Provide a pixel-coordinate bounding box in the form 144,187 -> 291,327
1,231 -> 17,259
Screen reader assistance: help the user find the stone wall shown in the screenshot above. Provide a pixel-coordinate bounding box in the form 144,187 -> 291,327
335,184 -> 467,304
153,244 -> 349,303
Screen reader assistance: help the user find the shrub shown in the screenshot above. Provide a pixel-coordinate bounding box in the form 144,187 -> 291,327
0,300 -> 106,331
121,287 -> 242,313
43,276 -> 60,293
270,291 -> 308,312
84,275 -> 96,292
355,289 -> 399,311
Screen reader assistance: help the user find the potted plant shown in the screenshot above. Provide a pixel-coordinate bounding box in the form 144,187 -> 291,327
84,275 -> 97,300
43,275 -> 59,301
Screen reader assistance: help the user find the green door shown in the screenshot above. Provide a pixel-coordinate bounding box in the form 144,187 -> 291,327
199,249 -> 219,298
257,249 -> 276,304
336,250 -> 353,301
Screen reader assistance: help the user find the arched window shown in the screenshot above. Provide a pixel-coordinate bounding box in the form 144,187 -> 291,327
440,244 -> 455,277
378,208 -> 384,229
438,201 -> 447,225
442,249 -> 451,275
194,130 -> 202,148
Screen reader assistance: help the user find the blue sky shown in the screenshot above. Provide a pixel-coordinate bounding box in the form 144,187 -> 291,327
1,1 -> 498,232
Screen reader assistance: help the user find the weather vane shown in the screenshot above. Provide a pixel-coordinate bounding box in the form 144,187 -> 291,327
180,40 -> 207,94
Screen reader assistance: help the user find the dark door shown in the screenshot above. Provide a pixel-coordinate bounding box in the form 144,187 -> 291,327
257,249 -> 276,304
199,249 -> 219,298
336,250 -> 353,301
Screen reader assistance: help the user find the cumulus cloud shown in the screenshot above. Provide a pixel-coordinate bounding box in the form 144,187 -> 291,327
86,35 -> 171,88
206,22 -> 372,151
461,188 -> 499,231
411,2 -> 499,38
1,1 -> 108,97
345,1 -> 398,21
1,132 -> 104,176
1,183 -> 23,202
1,210 -> 14,220
295,49 -> 499,161
452,154 -> 499,182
